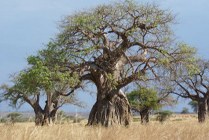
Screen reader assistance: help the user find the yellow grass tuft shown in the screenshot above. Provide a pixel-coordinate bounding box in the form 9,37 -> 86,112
0,116 -> 209,140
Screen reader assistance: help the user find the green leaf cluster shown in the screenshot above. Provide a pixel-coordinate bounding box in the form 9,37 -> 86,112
178,43 -> 199,74
24,41 -> 80,92
127,87 -> 160,111
0,40 -> 81,108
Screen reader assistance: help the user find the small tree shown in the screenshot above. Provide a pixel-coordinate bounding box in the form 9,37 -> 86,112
181,107 -> 189,114
127,87 -> 160,124
156,110 -> 172,123
0,43 -> 83,126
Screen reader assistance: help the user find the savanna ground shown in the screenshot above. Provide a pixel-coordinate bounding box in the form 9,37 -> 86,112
0,114 -> 209,140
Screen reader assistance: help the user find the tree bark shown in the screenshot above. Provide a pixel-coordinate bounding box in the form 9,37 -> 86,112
198,99 -> 207,123
34,105 -> 44,126
87,89 -> 131,127
50,108 -> 58,123
42,104 -> 54,125
40,109 -> 58,125
207,99 -> 209,115
140,108 -> 149,124
42,93 -> 54,126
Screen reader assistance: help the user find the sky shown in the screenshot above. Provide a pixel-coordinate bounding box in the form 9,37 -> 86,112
0,0 -> 209,113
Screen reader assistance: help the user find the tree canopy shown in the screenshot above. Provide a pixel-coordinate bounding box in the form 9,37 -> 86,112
127,87 -> 160,112
47,0 -> 196,126
127,86 -> 173,123
0,42 -> 82,125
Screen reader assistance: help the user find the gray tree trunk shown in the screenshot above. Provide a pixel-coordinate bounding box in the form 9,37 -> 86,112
33,95 -> 59,126
140,108 -> 149,124
34,106 -> 44,126
42,93 -> 55,126
87,89 -> 131,127
198,99 -> 207,123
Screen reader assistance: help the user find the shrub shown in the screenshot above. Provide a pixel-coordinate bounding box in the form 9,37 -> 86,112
7,112 -> 22,124
156,110 -> 172,123
181,107 -> 189,114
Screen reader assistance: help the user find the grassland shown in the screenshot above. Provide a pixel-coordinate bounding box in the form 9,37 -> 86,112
0,114 -> 209,140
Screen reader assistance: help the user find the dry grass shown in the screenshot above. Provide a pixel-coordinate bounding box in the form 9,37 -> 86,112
0,115 -> 209,140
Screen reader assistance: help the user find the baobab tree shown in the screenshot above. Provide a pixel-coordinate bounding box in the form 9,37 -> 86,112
55,1 -> 196,126
170,60 -> 209,122
45,1 -> 196,126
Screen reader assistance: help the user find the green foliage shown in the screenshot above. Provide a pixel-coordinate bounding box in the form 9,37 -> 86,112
156,110 -> 172,123
0,41 -> 81,109
181,107 -> 189,114
178,43 -> 196,54
28,41 -> 80,91
177,43 -> 199,76
0,83 -> 27,108
127,87 -> 160,111
159,58 -> 170,66
57,0 -> 175,58
26,46 -> 80,91
158,43 -> 198,75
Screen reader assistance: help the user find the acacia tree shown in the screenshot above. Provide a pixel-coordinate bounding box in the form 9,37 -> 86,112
127,86 -> 174,124
170,60 -> 209,122
127,87 -> 160,124
0,43 -> 82,126
50,1 -> 196,126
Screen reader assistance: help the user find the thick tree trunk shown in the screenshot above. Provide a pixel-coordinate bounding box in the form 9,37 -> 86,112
198,99 -> 207,123
34,106 -> 44,126
41,110 -> 58,125
32,94 -> 59,126
42,93 -> 54,126
207,99 -> 209,115
35,111 -> 44,126
87,89 -> 131,127
140,108 -> 149,124
36,110 -> 57,126
42,109 -> 54,125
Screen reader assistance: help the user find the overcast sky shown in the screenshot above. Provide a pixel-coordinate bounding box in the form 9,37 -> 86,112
0,0 -> 209,112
